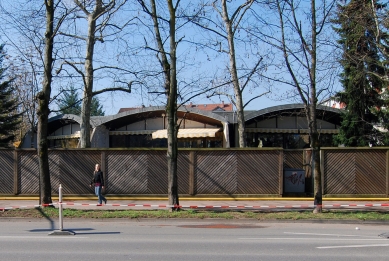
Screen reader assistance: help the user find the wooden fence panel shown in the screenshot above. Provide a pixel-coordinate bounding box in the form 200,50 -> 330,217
57,150 -> 100,194
49,151 -> 61,194
177,151 -> 190,195
106,150 -> 149,194
2,148 -> 388,197
19,150 -> 39,194
355,150 -> 386,194
148,151 -> 168,194
284,150 -> 303,169
237,150 -> 281,194
0,150 -> 14,194
324,149 -> 387,195
324,150 -> 357,194
196,150 -> 237,194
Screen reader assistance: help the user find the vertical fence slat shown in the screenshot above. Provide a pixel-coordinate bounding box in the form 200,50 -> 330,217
13,150 -> 18,195
279,150 -> 283,196
189,151 -> 195,196
101,151 -> 106,193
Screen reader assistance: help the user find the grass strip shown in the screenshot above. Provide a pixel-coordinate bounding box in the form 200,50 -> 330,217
1,208 -> 389,221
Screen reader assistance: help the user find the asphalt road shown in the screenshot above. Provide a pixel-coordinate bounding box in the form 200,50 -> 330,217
1,219 -> 389,261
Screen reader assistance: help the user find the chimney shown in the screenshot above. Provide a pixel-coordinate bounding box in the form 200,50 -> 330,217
222,101 -> 224,107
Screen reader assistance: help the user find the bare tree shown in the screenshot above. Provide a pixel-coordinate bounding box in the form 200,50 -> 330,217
268,0 -> 336,213
56,0 -> 136,148
136,0 -> 209,209
191,0 -> 267,148
37,0 -> 58,205
6,49 -> 40,148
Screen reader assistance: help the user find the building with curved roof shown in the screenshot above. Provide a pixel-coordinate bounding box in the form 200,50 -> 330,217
21,103 -> 343,149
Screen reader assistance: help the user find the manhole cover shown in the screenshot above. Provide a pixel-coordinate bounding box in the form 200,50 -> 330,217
178,224 -> 265,229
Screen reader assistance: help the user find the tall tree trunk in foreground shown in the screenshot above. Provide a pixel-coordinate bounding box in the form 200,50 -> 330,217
37,0 -> 55,205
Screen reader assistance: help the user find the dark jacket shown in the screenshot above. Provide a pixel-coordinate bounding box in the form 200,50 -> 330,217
91,170 -> 104,186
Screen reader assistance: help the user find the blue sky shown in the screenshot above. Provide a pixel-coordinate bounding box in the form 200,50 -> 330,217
0,0 -> 342,116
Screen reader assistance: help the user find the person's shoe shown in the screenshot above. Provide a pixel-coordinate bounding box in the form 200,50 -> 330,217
104,199 -> 107,204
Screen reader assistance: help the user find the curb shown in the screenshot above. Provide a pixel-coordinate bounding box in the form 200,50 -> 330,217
1,196 -> 389,201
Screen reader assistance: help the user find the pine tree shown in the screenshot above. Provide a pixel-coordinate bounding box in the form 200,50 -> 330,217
333,0 -> 387,146
56,85 -> 81,115
56,85 -> 104,116
0,44 -> 22,147
90,97 -> 105,116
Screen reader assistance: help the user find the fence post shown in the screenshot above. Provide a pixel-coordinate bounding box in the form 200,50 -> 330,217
59,184 -> 63,231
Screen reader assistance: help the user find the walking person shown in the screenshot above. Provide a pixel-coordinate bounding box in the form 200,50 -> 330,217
90,164 -> 107,205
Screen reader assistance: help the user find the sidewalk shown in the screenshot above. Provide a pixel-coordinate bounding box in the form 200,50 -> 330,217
1,197 -> 389,211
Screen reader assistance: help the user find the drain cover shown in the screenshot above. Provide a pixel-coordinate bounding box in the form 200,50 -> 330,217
178,224 -> 265,229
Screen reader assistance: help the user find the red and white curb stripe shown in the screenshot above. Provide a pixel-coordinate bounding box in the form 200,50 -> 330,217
2,202 -> 389,211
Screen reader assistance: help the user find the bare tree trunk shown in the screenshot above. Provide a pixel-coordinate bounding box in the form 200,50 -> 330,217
166,0 -> 179,208
221,0 -> 247,148
146,0 -> 179,209
78,1 -> 103,148
275,0 -> 329,213
80,12 -> 97,148
309,0 -> 322,213
36,0 -> 55,205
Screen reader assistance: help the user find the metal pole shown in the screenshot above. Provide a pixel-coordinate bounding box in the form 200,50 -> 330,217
59,184 -> 63,231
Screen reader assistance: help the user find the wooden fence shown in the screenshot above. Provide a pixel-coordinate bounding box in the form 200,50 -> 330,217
0,148 -> 388,197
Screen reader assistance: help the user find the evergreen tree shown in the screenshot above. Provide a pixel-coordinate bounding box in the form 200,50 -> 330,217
90,97 -> 105,116
0,44 -> 22,147
56,85 -> 81,115
333,0 -> 388,146
56,86 -> 104,116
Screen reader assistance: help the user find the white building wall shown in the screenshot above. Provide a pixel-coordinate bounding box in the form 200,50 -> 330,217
184,119 -> 204,128
146,118 -> 163,130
